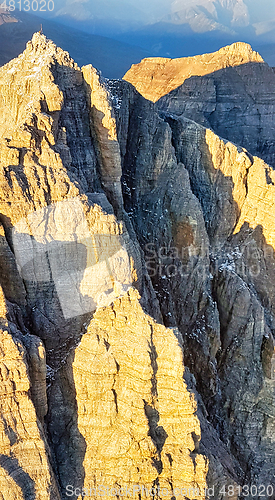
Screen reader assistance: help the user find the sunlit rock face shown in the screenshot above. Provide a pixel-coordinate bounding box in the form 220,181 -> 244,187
0,32 -> 275,500
0,33 -> 207,499
124,43 -> 275,168
12,198 -> 132,320
0,286 -> 61,500
123,42 -> 264,102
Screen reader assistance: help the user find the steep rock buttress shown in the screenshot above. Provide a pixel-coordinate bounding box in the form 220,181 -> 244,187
0,33 -> 208,499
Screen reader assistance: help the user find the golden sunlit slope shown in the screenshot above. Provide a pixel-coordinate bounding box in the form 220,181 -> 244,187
123,42 -> 264,102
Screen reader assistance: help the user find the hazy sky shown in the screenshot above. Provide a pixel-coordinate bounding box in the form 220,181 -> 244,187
130,0 -> 275,23
53,0 -> 171,23
52,0 -> 275,25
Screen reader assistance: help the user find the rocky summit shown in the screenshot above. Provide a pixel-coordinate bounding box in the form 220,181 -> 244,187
123,42 -> 264,102
125,42 -> 275,168
0,32 -> 275,500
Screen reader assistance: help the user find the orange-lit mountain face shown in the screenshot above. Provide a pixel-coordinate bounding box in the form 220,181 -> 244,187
124,43 -> 275,168
0,33 -> 275,499
123,42 -> 264,101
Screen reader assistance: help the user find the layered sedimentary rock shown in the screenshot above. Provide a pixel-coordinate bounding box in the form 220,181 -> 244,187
82,65 -> 124,211
124,43 -> 275,168
0,287 -> 60,500
49,289 -> 208,498
108,78 -> 275,496
157,60 -> 275,167
123,43 -> 264,102
164,116 -> 275,486
1,32 -> 275,500
0,33 -> 208,499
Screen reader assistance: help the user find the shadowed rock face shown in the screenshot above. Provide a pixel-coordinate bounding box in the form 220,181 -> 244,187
157,61 -> 275,168
124,43 -> 275,168
108,77 -> 275,497
0,32 -> 275,500
123,42 -> 264,102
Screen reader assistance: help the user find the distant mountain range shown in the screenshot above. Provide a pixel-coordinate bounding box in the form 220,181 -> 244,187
0,8 -> 149,78
36,0 -> 275,67
111,0 -> 275,65
166,0 -> 250,32
1,0 -> 275,77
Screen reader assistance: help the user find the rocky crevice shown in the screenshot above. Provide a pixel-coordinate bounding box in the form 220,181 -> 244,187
0,33 -> 208,499
0,32 -> 275,500
108,75 -> 275,496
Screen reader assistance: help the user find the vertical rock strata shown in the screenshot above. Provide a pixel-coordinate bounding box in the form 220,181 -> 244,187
108,80 -> 275,496
0,288 -> 60,500
158,116 -> 275,492
0,32 -> 275,500
71,289 -> 207,498
82,65 -> 124,212
0,34 -> 208,499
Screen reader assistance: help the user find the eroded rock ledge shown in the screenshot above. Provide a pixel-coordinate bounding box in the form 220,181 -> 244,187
123,42 -> 264,102
0,32 -> 274,500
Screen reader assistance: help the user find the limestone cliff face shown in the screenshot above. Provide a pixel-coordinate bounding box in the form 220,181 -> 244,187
0,287 -> 60,500
123,43 -> 264,102
0,33 -> 207,499
164,116 -> 275,486
51,289 -> 207,498
0,32 -> 275,500
82,65 -> 124,212
108,78 -> 275,496
157,60 -> 275,168
124,43 -> 275,168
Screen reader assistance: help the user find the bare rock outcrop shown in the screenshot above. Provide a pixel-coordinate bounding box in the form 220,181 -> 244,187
156,57 -> 275,167
0,287 -> 60,500
123,42 -> 264,102
82,65 -> 124,212
108,78 -> 275,497
47,288 -> 208,498
0,33 -> 209,499
1,32 -> 275,500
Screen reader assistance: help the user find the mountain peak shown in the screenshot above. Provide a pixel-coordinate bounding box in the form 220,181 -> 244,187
24,32 -> 78,68
26,32 -> 56,54
0,33 -> 82,147
123,41 -> 265,102
219,41 -> 264,61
